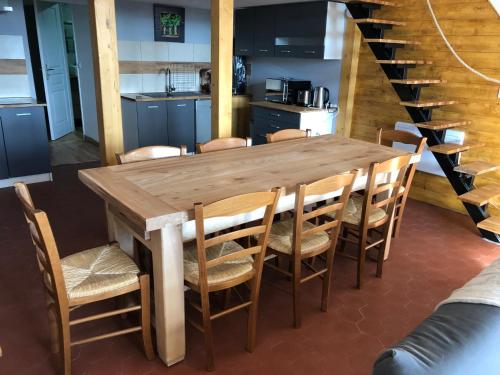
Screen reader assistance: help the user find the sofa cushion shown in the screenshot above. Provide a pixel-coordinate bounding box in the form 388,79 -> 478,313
373,302 -> 500,375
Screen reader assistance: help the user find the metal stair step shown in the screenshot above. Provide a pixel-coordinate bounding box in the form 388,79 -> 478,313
415,120 -> 471,130
478,216 -> 500,235
354,18 -> 406,26
346,0 -> 398,6
458,185 -> 500,206
454,161 -> 500,176
365,38 -> 420,45
390,79 -> 446,85
429,142 -> 484,155
376,59 -> 433,65
400,99 -> 458,108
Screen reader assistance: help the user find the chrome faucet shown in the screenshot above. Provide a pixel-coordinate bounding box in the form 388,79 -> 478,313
162,68 -> 176,96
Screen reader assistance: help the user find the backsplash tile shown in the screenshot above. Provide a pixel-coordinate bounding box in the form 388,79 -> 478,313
143,73 -> 166,92
119,74 -> 142,94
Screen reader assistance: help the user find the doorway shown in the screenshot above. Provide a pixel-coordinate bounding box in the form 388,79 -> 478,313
25,1 -> 100,166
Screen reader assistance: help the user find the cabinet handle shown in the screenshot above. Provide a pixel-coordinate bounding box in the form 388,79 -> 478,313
280,50 -> 291,53
147,105 -> 159,109
239,49 -> 249,52
269,124 -> 281,130
176,104 -> 187,107
258,133 -> 267,138
270,113 -> 281,118
16,112 -> 32,117
304,50 -> 317,54
259,49 -> 268,52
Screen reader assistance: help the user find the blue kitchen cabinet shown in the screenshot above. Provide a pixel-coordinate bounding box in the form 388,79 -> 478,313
167,100 -> 195,153
137,101 -> 168,147
195,99 -> 211,144
0,116 -> 8,179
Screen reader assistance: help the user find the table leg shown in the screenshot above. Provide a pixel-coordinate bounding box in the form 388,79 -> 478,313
150,224 -> 186,366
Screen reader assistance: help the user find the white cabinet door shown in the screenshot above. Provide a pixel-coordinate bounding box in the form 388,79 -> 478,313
194,44 -> 210,63
168,43 -> 194,62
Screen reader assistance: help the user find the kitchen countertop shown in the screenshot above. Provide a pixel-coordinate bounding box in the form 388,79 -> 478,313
121,92 -> 251,102
250,101 -> 331,114
0,97 -> 47,108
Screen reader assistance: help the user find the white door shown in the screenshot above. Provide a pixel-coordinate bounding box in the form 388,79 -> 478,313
72,4 -> 99,142
35,1 -> 75,140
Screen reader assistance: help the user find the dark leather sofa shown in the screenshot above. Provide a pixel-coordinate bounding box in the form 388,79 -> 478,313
373,302 -> 500,375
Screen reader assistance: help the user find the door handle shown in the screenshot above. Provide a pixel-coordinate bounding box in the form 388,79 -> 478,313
259,49 -> 268,52
176,104 -> 187,107
303,50 -> 317,54
16,113 -> 32,117
239,49 -> 249,52
147,105 -> 159,109
280,50 -> 291,53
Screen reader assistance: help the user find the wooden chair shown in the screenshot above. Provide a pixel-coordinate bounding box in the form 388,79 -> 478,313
116,145 -> 187,164
196,137 -> 252,153
14,183 -> 154,375
326,155 -> 412,289
266,129 -> 312,143
259,172 -> 356,328
184,188 -> 281,371
376,128 -> 427,237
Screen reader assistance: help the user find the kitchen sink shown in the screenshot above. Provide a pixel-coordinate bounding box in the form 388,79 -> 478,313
140,91 -> 204,98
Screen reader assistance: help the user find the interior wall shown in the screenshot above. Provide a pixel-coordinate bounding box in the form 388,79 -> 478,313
349,0 -> 500,214
0,0 -> 36,98
115,0 -> 211,43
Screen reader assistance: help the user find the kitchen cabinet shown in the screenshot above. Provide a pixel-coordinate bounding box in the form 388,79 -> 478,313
137,101 -> 168,147
254,6 -> 276,57
233,2 -> 345,60
195,99 -> 211,144
0,117 -> 8,179
234,8 -> 254,56
0,107 -> 50,177
167,100 -> 195,153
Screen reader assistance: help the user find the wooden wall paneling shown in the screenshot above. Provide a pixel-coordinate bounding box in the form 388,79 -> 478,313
211,0 -> 234,138
350,0 -> 500,214
0,59 -> 27,74
337,17 -> 362,137
89,0 -> 124,166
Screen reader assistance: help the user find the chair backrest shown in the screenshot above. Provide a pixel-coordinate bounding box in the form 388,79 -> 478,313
361,154 -> 413,231
116,145 -> 187,164
266,129 -> 312,143
376,128 -> 426,194
14,183 -> 68,308
196,137 -> 252,153
293,172 -> 357,255
193,188 -> 281,289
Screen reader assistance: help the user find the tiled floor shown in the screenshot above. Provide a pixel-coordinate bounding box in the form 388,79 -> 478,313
1,163 -> 499,375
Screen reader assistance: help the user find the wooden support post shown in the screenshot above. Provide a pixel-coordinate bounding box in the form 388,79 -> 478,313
211,0 -> 234,138
88,0 -> 124,166
337,16 -> 361,138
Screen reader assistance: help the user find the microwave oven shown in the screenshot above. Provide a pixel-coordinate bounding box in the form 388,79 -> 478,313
265,78 -> 312,105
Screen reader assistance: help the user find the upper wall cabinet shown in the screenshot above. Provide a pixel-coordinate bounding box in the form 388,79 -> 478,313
234,8 -> 255,56
234,1 -> 345,60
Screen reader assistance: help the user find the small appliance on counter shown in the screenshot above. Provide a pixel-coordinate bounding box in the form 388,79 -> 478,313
312,86 -> 330,109
296,90 -> 312,107
199,68 -> 211,94
265,78 -> 312,105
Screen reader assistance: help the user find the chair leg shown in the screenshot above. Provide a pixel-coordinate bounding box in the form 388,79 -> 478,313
47,301 -> 59,354
339,225 -> 348,253
356,243 -> 366,290
57,310 -> 71,375
223,288 -> 232,310
292,257 -> 302,328
139,275 -> 155,361
246,278 -> 259,352
393,210 -> 403,238
201,290 -> 215,371
376,243 -> 385,278
321,247 -> 335,312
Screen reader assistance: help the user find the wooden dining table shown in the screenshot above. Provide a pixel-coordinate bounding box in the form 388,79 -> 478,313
78,134 -> 414,366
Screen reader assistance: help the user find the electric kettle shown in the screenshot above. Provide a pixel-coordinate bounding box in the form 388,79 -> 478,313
312,86 -> 330,109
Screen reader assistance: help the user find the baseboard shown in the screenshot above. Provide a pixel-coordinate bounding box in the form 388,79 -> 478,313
0,173 -> 53,188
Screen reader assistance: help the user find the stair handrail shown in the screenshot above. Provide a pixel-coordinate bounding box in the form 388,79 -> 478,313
426,0 -> 500,84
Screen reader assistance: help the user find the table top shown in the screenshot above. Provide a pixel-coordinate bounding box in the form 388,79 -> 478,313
79,135 -> 407,232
